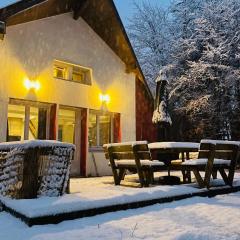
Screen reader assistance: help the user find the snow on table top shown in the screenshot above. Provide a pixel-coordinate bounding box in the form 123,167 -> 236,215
201,139 -> 240,146
0,140 -> 75,150
103,141 -> 148,148
1,173 -> 240,218
148,142 -> 200,150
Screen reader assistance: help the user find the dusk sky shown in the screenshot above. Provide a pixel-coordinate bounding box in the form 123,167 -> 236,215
0,0 -> 171,26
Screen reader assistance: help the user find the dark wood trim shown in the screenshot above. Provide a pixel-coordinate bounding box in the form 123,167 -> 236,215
73,0 -> 88,20
0,21 -> 6,40
0,0 -> 46,21
80,108 -> 87,176
2,185 -> 240,226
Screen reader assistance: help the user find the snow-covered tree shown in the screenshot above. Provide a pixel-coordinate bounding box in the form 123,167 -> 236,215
127,1 -> 173,92
168,0 -> 240,140
128,0 -> 240,140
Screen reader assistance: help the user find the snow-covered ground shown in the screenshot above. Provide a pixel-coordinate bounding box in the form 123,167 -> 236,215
2,172 -> 240,218
0,192 -> 240,240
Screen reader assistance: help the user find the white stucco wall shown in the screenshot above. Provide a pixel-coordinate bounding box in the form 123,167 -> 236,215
0,13 -> 136,176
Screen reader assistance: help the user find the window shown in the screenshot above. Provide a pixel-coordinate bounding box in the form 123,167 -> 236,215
7,104 -> 25,141
58,108 -> 75,144
72,66 -> 85,82
88,111 -> 112,148
53,60 -> 92,85
7,100 -> 51,141
53,66 -> 67,79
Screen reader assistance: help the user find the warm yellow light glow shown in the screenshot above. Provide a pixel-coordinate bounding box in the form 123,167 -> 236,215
99,93 -> 110,104
24,79 -> 40,91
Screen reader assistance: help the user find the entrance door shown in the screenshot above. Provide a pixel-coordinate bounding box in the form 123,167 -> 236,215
58,107 -> 81,176
7,99 -> 51,141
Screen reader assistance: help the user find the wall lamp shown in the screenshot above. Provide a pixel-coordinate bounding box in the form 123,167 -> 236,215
24,79 -> 40,91
99,93 -> 110,112
99,93 -> 110,104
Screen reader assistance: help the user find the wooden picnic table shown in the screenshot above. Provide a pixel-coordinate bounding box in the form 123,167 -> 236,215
148,142 -> 199,160
148,142 -> 200,183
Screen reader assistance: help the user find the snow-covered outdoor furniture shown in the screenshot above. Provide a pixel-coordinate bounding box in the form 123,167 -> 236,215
103,141 -> 167,187
0,140 -> 75,199
148,142 -> 199,183
201,139 -> 240,168
171,141 -> 239,188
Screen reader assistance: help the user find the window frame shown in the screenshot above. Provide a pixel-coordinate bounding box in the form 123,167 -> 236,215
88,110 -> 114,151
7,99 -> 51,141
53,60 -> 92,85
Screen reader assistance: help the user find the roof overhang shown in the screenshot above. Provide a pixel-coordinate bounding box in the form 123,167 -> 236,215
0,21 -> 6,40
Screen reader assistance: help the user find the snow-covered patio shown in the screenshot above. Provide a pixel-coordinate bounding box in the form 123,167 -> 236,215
1,191 -> 240,240
1,172 -> 240,226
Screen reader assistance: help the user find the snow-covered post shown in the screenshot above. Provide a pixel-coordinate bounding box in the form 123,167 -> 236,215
152,68 -> 172,141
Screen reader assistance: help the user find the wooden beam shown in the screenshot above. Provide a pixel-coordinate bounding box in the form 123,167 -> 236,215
0,21 -> 6,40
125,62 -> 138,74
0,0 -> 46,21
73,0 -> 88,20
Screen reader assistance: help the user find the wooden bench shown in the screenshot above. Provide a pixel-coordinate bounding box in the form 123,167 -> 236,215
104,141 -> 166,187
171,142 -> 239,188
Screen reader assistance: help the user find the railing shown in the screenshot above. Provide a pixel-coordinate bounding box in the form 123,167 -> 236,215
0,140 -> 75,199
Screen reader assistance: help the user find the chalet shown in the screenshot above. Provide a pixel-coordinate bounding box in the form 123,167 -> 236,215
0,0 -> 155,177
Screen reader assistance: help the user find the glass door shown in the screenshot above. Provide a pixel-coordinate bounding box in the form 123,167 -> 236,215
58,107 -> 81,176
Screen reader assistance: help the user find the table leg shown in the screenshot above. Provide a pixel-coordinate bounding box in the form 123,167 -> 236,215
186,152 -> 191,183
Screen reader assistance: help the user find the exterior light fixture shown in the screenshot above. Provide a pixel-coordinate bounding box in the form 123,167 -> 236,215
24,79 -> 40,91
99,93 -> 110,104
99,93 -> 110,112
0,21 -> 6,40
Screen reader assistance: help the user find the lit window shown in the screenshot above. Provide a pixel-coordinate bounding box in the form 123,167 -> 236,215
72,66 -> 85,83
88,111 -> 112,147
7,101 -> 49,141
53,60 -> 92,85
53,65 -> 67,79
7,104 -> 25,141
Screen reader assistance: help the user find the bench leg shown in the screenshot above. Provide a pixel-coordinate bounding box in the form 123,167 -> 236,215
193,170 -> 205,188
228,167 -> 235,186
144,170 -> 154,185
182,170 -> 191,183
219,169 -> 231,186
212,170 -> 217,179
112,168 -> 121,185
119,169 -> 126,181
137,169 -> 146,187
186,170 -> 191,183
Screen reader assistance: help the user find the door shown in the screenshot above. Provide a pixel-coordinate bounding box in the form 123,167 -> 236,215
58,107 -> 81,176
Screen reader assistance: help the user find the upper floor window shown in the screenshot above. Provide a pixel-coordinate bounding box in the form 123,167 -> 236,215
54,66 -> 67,79
53,60 -> 92,85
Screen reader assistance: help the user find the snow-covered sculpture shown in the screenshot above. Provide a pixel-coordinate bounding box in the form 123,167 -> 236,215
152,69 -> 172,125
